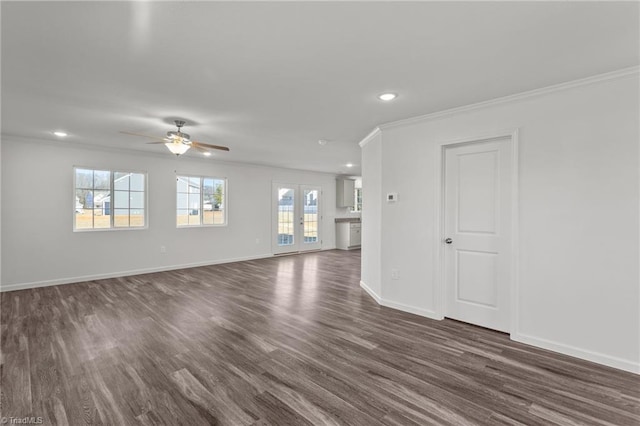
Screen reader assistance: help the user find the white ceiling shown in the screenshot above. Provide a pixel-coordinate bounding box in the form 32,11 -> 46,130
2,1 -> 638,175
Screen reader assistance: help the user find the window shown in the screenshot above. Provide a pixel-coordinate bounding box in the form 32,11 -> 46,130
74,168 -> 146,230
177,175 -> 226,226
352,187 -> 362,212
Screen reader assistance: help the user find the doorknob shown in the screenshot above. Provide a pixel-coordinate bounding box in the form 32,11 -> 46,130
445,238 -> 453,244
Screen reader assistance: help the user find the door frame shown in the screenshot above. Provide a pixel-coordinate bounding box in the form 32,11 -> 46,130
433,129 -> 520,336
271,182 -> 323,255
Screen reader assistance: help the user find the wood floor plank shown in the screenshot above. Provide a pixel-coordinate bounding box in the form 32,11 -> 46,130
171,367 -> 254,425
1,249 -> 638,425
1,349 -> 32,418
259,356 -> 383,426
253,391 -> 315,426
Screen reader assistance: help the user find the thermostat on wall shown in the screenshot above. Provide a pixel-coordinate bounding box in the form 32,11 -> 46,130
386,192 -> 398,203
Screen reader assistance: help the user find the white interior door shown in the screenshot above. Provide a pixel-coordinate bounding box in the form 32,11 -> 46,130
272,183 -> 322,255
444,137 -> 513,332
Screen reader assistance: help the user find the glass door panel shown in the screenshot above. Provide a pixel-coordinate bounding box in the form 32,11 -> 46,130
273,184 -> 322,254
277,187 -> 295,248
303,189 -> 318,243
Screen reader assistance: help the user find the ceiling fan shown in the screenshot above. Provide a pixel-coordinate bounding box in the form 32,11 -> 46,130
120,120 -> 230,156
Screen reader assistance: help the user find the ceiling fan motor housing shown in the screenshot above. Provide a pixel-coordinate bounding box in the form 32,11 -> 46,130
167,130 -> 191,141
168,121 -> 190,141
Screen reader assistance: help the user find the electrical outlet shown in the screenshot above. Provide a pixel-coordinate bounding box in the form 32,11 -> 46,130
160,246 -> 166,253
255,238 -> 260,244
391,269 -> 399,280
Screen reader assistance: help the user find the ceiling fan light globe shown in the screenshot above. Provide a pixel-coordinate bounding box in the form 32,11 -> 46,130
165,142 -> 190,155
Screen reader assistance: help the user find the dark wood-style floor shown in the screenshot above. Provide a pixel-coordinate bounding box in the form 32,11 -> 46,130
1,250 -> 638,425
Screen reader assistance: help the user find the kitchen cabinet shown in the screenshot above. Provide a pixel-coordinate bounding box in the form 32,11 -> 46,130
336,179 -> 355,207
336,220 -> 361,250
349,222 -> 361,246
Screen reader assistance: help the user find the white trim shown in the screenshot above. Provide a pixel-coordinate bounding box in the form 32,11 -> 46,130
272,181 -> 297,255
358,127 -> 381,148
0,253 -> 274,293
379,299 -> 441,321
271,182 -> 324,255
380,66 -> 640,130
175,174 -> 228,227
434,129 -> 520,334
509,130 -> 520,336
359,281 -> 639,374
512,332 -> 640,375
360,281 -> 442,321
300,184 -> 323,252
72,167 -> 149,232
359,280 -> 382,304
433,143 -> 445,319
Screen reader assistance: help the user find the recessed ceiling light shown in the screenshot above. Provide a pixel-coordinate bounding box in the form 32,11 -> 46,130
378,93 -> 397,101
53,131 -> 68,137
203,152 -> 212,157
318,139 -> 328,146
346,163 -> 354,168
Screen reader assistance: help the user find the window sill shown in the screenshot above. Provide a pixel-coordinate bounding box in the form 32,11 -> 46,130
73,226 -> 149,232
176,224 -> 228,229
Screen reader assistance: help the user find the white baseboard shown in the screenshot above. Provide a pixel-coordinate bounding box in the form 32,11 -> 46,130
359,280 -> 441,321
359,280 -> 382,304
358,282 -> 638,374
6,263 -> 637,376
512,332 -> 640,375
0,247 -> 342,292
0,253 -> 274,292
379,298 -> 441,321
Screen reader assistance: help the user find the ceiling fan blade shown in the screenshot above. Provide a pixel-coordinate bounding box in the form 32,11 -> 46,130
191,144 -> 208,153
120,131 -> 165,141
192,141 -> 230,151
146,141 -> 169,145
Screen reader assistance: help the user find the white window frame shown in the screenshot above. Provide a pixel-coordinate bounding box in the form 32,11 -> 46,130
176,174 -> 227,227
73,167 -> 148,232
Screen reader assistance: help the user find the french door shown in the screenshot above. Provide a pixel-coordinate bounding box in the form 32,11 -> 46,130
272,183 -> 322,254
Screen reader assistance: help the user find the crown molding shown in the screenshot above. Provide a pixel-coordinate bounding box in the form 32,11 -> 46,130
379,66 -> 640,131
358,127 -> 381,148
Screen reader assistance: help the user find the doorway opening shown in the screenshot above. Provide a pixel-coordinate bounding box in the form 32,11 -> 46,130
272,183 -> 322,255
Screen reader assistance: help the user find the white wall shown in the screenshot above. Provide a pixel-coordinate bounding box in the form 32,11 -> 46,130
1,141 -> 339,290
0,134 -> 2,286
360,131 -> 382,300
361,70 -> 639,373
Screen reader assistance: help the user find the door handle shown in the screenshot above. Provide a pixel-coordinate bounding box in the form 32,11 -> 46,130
445,238 -> 453,244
